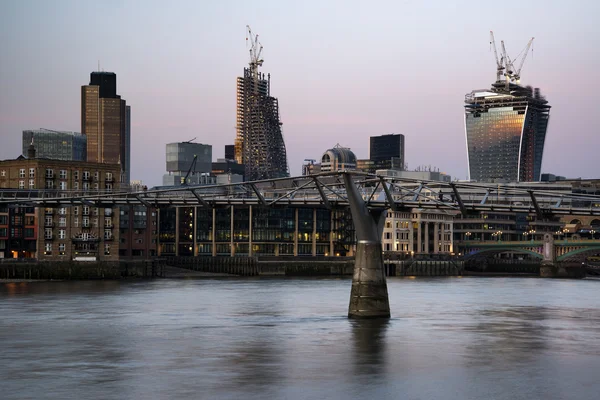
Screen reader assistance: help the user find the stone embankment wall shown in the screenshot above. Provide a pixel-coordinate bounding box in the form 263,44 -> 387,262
0,259 -> 165,280
164,256 -> 463,277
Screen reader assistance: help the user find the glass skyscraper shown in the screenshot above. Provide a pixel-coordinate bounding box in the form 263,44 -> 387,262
22,129 -> 86,161
464,82 -> 550,182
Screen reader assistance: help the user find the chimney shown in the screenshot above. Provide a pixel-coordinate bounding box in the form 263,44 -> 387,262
27,135 -> 36,159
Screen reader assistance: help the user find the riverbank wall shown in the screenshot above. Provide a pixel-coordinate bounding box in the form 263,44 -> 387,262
164,256 -> 464,277
0,256 -> 465,279
0,259 -> 165,280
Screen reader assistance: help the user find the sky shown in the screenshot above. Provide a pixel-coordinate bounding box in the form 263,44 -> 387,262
1,0 -> 599,186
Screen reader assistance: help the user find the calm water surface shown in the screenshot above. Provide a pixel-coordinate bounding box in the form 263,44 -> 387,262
1,276 -> 600,400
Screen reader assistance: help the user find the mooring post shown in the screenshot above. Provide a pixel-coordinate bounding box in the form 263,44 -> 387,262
343,173 -> 390,319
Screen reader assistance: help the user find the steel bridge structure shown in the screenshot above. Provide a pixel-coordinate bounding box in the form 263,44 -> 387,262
2,172 -> 600,218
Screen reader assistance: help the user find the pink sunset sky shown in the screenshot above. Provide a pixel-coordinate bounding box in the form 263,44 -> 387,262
1,0 -> 599,186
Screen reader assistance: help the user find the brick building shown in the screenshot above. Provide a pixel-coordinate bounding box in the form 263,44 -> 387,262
0,151 -> 121,261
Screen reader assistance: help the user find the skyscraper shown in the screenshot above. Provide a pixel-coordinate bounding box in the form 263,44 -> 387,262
465,33 -> 550,182
234,27 -> 288,181
81,72 -> 130,184
370,133 -> 405,171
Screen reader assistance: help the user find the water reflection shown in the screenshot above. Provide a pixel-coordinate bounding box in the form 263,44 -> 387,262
463,306 -> 550,368
350,319 -> 389,379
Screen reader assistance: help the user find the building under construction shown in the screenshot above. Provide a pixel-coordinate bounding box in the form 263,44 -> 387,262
465,32 -> 550,182
235,27 -> 289,181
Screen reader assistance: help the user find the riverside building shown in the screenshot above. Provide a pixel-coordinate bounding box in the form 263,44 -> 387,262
157,206 -> 355,258
0,145 -> 121,260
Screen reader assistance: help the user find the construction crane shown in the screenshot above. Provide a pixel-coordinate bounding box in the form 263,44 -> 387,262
181,154 -> 198,186
489,31 -> 504,82
500,40 -> 513,88
246,25 -> 263,81
509,37 -> 535,84
493,33 -> 535,87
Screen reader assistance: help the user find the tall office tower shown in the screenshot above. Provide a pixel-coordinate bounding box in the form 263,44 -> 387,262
224,145 -> 235,161
22,129 -> 87,161
81,72 -> 130,184
370,133 -> 405,171
162,141 -> 213,186
465,33 -> 550,182
234,27 -> 288,181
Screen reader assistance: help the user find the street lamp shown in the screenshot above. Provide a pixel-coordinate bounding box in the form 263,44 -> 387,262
493,230 -> 502,242
563,227 -> 569,243
591,229 -> 596,240
529,229 -> 535,243
465,231 -> 472,241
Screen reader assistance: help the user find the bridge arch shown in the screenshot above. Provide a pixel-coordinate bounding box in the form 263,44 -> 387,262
463,248 -> 543,261
557,246 -> 600,262
570,219 -> 582,225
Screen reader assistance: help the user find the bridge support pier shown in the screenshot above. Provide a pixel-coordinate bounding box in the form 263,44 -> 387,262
539,233 -> 586,278
343,173 -> 390,319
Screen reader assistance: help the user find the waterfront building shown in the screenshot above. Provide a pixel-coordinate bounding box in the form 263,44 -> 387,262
22,129 -> 86,161
370,133 -> 405,171
320,144 -> 357,173
382,209 -> 455,254
0,146 -> 121,260
81,71 -> 131,184
234,28 -> 288,181
158,205 -> 355,258
118,206 -> 157,258
162,142 -> 213,186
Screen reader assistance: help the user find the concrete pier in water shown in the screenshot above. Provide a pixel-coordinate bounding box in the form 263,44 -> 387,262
343,173 -> 390,319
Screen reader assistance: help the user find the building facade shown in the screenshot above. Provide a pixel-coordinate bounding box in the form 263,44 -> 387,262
163,142 -> 212,186
119,205 -> 157,259
81,71 -> 130,184
370,134 -> 405,171
320,145 -> 357,173
465,83 -> 550,182
22,129 -> 87,161
382,209 -> 455,254
158,205 -> 355,257
0,154 -> 121,260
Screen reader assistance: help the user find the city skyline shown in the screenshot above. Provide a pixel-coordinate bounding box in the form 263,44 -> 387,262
1,0 -> 599,186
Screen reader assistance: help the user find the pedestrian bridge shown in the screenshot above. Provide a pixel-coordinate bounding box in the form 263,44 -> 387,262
459,239 -> 600,262
2,171 -> 600,218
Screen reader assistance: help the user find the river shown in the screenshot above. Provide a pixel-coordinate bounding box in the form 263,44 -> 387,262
1,276 -> 600,400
